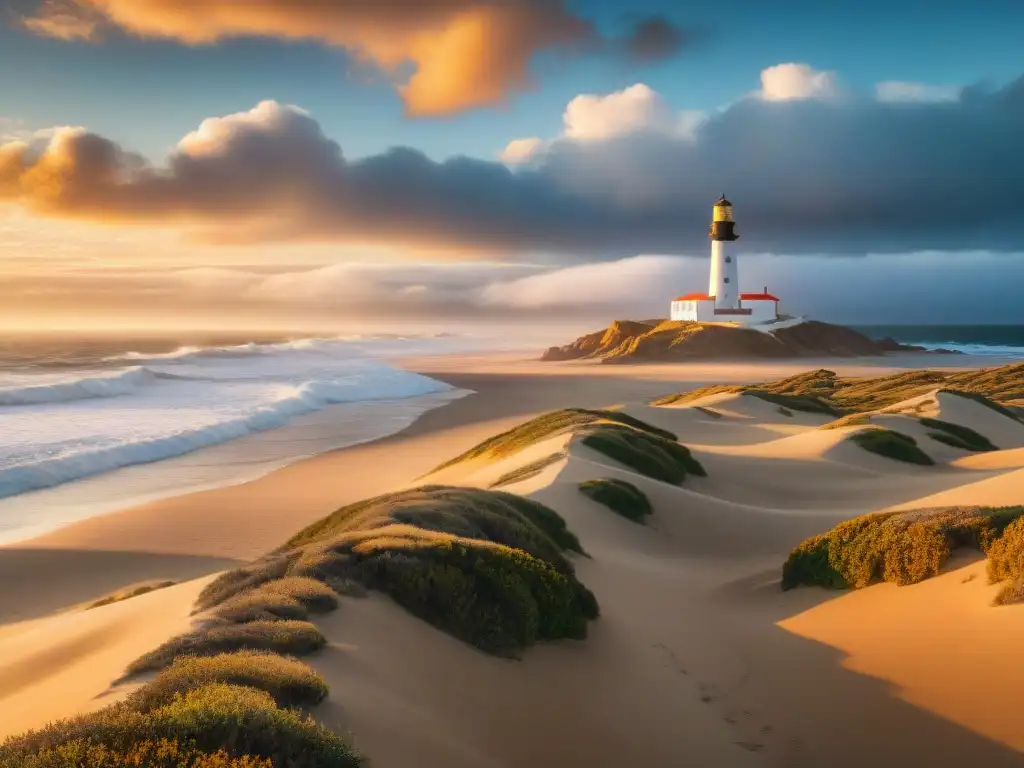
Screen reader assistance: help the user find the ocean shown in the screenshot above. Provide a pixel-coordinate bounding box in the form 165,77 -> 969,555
852,325 -> 1024,357
0,324 -> 1019,544
0,332 -> 482,542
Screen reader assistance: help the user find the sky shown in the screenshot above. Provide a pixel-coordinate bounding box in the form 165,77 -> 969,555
1,0 -> 1023,332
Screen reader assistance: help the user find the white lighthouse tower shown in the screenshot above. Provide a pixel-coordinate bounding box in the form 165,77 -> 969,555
708,194 -> 740,309
669,195 -> 781,325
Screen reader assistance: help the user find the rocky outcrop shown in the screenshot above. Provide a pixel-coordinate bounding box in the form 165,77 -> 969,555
541,319 -> 954,363
541,320 -> 658,361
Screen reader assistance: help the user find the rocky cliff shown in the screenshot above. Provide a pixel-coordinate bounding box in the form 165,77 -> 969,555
541,319 -> 951,363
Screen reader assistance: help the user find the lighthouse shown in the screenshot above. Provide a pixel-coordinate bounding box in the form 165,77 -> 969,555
669,195 -> 781,325
708,195 -> 740,309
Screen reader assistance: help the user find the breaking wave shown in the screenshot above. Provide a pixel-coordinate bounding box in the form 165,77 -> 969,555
0,338 -> 457,500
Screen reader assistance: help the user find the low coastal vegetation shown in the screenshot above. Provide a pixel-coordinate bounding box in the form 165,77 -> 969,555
0,683 -> 360,768
432,407 -> 676,472
653,364 -> 1024,415
848,428 -> 935,466
128,620 -> 328,675
919,417 -> 998,451
127,651 -> 329,712
578,479 -> 653,523
782,505 -> 1024,594
199,486 -> 597,658
742,389 -> 841,416
87,581 -> 177,610
2,482 -> 602,764
581,425 -> 706,484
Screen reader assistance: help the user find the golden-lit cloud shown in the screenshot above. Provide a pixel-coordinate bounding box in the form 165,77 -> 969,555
2,67 -> 1024,257
19,0 -> 100,41
15,0 -> 687,116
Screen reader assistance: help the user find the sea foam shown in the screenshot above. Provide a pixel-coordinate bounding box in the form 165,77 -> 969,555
0,338 -> 455,500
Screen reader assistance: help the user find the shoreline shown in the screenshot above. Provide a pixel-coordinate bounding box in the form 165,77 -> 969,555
0,350 -> 1016,623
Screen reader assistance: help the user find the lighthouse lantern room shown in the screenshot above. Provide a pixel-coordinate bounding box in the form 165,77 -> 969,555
670,195 -> 780,326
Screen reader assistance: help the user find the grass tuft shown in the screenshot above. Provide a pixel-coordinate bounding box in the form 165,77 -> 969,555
431,408 -> 676,471
578,479 -> 653,523
919,417 -> 998,451
88,581 -> 177,610
581,424 -> 705,484
126,651 -> 328,713
848,428 -> 935,465
128,621 -> 326,675
653,364 -> 1024,414
489,452 -> 565,488
743,390 -> 841,416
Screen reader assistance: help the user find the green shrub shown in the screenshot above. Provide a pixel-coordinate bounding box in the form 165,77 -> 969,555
127,651 -> 328,712
882,523 -> 950,586
200,485 -> 598,659
0,685 -> 360,768
919,417 -> 998,451
432,408 -> 676,471
489,452 -> 564,488
350,536 -> 597,657
581,425 -> 705,484
848,428 -> 935,466
280,486 -> 584,568
781,534 -> 846,590
987,517 -> 1024,584
783,505 -> 1024,591
88,582 -> 177,610
578,479 -> 653,523
128,621 -> 326,675
5,738 -> 270,767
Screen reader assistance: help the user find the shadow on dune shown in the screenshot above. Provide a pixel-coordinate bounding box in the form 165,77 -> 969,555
0,549 -> 240,623
713,567 -> 1024,768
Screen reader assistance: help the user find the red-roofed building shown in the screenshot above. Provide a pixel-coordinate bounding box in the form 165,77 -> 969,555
670,196 -> 781,326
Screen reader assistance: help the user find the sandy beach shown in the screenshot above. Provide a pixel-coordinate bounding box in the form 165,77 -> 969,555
2,351 -> 1024,767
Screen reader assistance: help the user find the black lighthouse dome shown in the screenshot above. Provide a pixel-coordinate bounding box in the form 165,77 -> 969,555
709,194 -> 738,240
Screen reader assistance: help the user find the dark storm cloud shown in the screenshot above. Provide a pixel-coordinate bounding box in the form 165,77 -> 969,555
1,75 -> 1023,256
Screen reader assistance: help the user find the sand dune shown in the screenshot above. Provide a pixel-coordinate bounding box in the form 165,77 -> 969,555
2,354 -> 1024,767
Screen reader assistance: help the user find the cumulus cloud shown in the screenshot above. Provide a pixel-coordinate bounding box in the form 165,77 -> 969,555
875,81 -> 961,103
17,0 -> 691,117
759,63 -> 841,101
499,82 -> 702,163
3,66 -> 1024,255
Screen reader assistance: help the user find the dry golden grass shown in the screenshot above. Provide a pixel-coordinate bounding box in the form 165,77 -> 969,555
87,581 -> 177,610
127,651 -> 328,713
655,364 -> 1024,415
